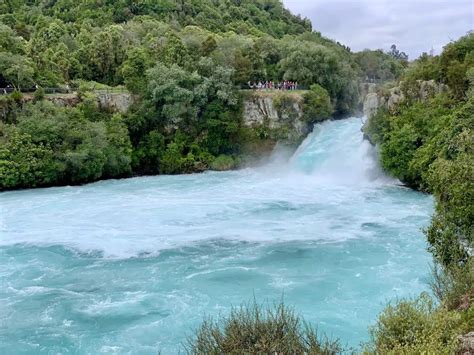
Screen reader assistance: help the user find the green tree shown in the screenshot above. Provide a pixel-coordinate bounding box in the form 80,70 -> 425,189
0,129 -> 56,189
302,84 -> 334,123
0,53 -> 35,90
121,47 -> 151,94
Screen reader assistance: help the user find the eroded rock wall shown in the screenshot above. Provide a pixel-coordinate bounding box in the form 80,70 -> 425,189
242,92 -> 309,143
362,80 -> 449,120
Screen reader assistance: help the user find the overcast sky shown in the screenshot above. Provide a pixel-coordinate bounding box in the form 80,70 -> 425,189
282,0 -> 473,59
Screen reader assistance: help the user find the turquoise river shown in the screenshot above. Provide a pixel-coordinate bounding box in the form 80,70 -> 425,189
0,118 -> 434,353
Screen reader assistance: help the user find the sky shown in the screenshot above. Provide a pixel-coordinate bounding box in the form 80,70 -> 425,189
282,0 -> 473,59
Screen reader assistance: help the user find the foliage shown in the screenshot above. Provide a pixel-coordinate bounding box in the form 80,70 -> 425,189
387,44 -> 408,62
365,35 -> 473,355
354,49 -> 405,82
365,33 -> 474,267
402,33 -> 474,100
33,87 -> 45,102
372,95 -> 473,265
430,259 -> 474,311
364,294 -> 467,354
186,301 -> 342,354
0,52 -> 35,89
0,128 -> 56,189
303,84 -> 334,123
0,101 -> 132,189
210,154 -> 236,171
278,40 -> 358,114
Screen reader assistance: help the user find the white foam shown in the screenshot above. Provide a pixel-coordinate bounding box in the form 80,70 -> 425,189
0,117 -> 432,258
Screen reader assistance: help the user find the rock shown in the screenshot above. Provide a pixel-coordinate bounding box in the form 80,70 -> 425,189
361,80 -> 448,120
363,92 -> 379,119
18,92 -> 136,113
458,332 -> 474,355
97,93 -> 136,113
387,86 -> 405,111
358,83 -> 377,107
242,92 -> 309,143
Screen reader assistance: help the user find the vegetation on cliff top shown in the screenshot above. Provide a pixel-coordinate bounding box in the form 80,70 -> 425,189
363,33 -> 473,353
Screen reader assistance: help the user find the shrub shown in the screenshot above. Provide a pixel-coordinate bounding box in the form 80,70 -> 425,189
10,90 -> 22,103
430,259 -> 474,311
364,293 -> 464,354
303,84 -> 334,124
132,130 -> 165,174
210,154 -> 236,171
186,301 -> 341,354
33,87 -> 45,102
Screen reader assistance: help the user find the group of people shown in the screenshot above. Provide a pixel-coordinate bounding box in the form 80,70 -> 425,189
248,80 -> 299,91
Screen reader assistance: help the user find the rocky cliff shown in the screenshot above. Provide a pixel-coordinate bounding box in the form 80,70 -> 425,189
19,92 -> 136,113
238,91 -> 310,165
362,80 -> 448,120
242,91 -> 309,143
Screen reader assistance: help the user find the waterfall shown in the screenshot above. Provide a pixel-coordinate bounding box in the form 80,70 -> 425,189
290,117 -> 387,184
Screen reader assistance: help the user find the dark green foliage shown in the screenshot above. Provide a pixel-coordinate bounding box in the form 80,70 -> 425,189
121,48 -> 151,94
33,87 -> 45,102
186,301 -> 342,354
370,95 -> 473,266
278,40 -> 358,114
0,101 -> 132,189
132,130 -> 165,174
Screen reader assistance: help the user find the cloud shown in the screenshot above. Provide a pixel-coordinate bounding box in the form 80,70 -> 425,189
283,0 -> 473,58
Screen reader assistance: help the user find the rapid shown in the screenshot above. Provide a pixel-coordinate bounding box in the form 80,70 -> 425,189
0,117 -> 433,353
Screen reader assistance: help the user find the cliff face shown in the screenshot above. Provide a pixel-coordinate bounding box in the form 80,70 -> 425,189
362,80 -> 449,120
97,93 -> 136,113
19,92 -> 136,113
242,91 -> 309,144
361,80 -> 449,145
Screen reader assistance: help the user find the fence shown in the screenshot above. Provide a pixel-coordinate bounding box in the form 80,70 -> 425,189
0,86 -> 128,96
0,87 -> 76,95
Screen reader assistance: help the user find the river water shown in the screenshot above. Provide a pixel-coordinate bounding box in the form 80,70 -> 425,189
0,118 -> 433,353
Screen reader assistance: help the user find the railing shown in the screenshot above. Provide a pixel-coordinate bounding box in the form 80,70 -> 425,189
240,84 -> 308,91
0,86 -> 128,96
0,87 -> 76,95
93,87 -> 128,94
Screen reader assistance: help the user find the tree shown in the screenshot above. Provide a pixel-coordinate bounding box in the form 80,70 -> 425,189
0,53 -> 35,90
161,32 -> 190,68
388,44 -> 408,61
121,47 -> 151,94
302,84 -> 334,123
132,130 -> 165,174
146,63 -> 204,124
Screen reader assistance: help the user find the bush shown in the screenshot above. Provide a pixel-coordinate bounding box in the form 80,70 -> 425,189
33,87 -> 45,102
364,293 -> 465,354
210,154 -> 236,171
1,101 -> 132,189
430,259 -> 474,311
303,84 -> 334,124
186,301 -> 342,354
132,130 -> 165,174
0,129 -> 57,189
10,90 -> 22,103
